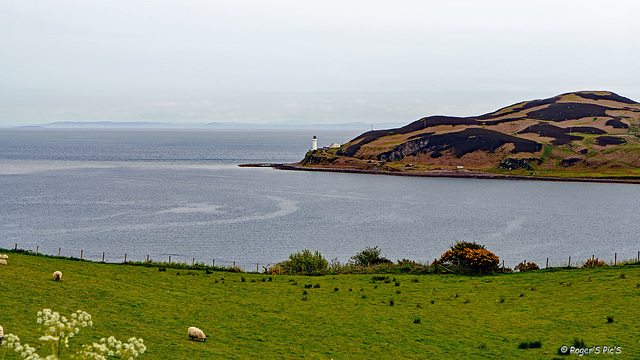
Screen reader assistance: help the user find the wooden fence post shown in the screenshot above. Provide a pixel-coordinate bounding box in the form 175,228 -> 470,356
81,250 -> 83,260
257,263 -> 259,273
614,253 -> 617,266
36,246 -> 39,255
169,255 -> 171,265
192,258 -> 195,267
58,248 -> 61,257
546,258 -> 549,268
146,255 -> 149,263
102,252 -> 105,262
124,254 -> 127,263
14,244 -> 17,250
568,256 -> 571,267
213,259 -> 215,268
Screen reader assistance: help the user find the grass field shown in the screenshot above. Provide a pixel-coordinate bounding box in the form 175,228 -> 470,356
1,251 -> 639,359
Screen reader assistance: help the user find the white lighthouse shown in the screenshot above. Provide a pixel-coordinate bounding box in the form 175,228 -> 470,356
312,135 -> 317,151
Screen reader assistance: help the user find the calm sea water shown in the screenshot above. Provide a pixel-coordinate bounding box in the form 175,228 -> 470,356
1,129 -> 639,269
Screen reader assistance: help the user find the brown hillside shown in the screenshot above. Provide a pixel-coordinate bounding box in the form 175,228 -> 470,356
300,91 -> 640,180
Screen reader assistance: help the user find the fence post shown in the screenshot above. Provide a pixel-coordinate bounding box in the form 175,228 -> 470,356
568,256 -> 571,267
81,250 -> 83,260
36,246 -> 39,256
192,258 -> 195,267
58,248 -> 61,257
546,258 -> 549,269
102,252 -> 105,262
213,259 -> 215,268
124,254 -> 127,263
169,255 -> 171,265
146,255 -> 149,263
15,244 -> 17,250
257,263 -> 259,273
614,253 -> 617,266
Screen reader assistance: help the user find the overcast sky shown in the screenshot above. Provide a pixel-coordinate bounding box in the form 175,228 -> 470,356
1,0 -> 639,127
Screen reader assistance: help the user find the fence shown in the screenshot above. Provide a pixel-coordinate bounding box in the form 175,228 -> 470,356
5,243 -> 279,273
4,243 -> 640,273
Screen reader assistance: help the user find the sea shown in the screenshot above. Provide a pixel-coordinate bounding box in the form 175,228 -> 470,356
1,129 -> 639,270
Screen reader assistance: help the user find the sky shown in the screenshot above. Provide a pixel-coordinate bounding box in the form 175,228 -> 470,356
1,0 -> 639,128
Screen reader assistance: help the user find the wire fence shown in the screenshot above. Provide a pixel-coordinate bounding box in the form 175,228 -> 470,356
3,242 -> 640,273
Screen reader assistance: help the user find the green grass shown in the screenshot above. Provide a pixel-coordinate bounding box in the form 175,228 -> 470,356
1,252 -> 640,359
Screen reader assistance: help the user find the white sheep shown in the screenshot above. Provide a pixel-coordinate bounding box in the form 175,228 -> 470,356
188,327 -> 206,342
0,259 -> 6,265
53,271 -> 62,281
0,324 -> 4,343
0,254 -> 7,259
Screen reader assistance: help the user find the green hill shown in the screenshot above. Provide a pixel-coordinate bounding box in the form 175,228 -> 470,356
1,251 -> 639,359
300,91 -> 640,180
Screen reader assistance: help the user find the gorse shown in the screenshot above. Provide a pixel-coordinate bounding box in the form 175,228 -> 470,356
1,309 -> 146,360
438,241 -> 500,274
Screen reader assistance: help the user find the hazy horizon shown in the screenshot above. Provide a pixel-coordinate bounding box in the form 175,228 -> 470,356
2,0 -> 639,127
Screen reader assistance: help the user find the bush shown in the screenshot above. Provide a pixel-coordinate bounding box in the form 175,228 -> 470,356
518,340 -> 542,349
276,249 -> 328,275
350,246 -> 392,266
438,241 -> 499,274
514,261 -> 540,272
582,257 -> 608,268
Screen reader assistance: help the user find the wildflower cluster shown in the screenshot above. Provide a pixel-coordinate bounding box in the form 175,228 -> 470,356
77,336 -> 146,360
1,309 -> 146,360
37,309 -> 93,353
2,334 -> 41,360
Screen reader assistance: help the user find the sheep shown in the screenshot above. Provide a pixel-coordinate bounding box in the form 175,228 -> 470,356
53,271 -> 62,281
187,327 -> 206,342
0,254 -> 7,258
0,259 -> 6,265
0,324 -> 3,344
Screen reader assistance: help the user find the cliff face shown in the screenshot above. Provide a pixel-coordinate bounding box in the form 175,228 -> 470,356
300,91 -> 640,179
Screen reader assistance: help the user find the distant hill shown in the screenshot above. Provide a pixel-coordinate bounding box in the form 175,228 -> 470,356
299,91 -> 640,180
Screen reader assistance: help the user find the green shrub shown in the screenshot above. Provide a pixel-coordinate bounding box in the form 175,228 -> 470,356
518,340 -> 541,349
350,246 -> 392,266
277,249 -> 328,275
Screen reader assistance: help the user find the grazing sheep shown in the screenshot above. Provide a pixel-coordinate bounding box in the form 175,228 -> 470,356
53,271 -> 62,281
0,254 -> 7,258
188,327 -> 206,342
0,259 -> 6,265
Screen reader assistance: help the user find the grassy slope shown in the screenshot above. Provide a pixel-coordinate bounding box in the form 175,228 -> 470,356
1,252 -> 639,359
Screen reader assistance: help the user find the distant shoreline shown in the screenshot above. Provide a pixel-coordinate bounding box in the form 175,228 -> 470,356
240,163 -> 640,184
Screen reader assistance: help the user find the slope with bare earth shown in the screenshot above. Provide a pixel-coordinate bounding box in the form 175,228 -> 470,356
299,91 -> 640,180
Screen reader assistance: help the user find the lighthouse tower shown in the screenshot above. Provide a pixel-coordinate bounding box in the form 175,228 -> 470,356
312,135 -> 317,151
